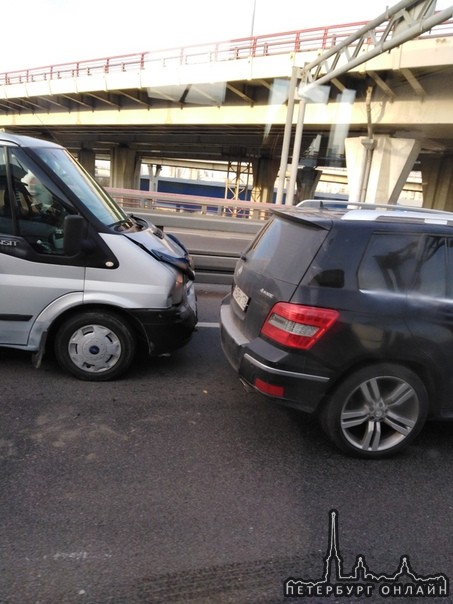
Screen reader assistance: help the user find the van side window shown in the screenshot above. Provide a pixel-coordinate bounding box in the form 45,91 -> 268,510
0,148 -> 14,235
0,177 -> 13,233
4,149 -> 74,255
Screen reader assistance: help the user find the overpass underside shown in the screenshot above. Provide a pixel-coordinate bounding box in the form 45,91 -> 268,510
1,31 -> 453,208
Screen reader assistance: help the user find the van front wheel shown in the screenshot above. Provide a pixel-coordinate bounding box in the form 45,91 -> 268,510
55,312 -> 136,381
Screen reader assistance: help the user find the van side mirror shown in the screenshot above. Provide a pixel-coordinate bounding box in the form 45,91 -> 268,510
63,214 -> 85,256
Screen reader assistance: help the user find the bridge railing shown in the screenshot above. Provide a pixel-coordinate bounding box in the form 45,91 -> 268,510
2,17 -> 453,86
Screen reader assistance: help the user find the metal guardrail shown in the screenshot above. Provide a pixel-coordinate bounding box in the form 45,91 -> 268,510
108,187 -> 268,283
107,187 -> 279,221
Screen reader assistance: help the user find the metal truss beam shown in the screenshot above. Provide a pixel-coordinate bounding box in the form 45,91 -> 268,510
277,0 -> 453,205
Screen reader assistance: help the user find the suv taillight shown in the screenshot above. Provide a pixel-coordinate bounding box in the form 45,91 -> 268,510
261,303 -> 339,350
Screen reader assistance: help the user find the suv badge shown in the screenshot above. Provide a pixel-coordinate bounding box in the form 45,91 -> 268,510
260,288 -> 274,300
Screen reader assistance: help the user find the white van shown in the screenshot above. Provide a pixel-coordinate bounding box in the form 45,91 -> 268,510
0,132 -> 197,380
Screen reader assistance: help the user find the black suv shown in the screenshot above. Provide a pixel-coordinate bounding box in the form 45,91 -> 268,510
220,203 -> 453,458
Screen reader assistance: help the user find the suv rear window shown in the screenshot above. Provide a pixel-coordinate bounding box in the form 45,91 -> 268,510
247,216 -> 328,284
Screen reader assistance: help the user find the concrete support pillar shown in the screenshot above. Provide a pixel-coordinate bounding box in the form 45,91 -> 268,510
147,164 -> 162,192
345,136 -> 421,204
251,157 -> 280,203
296,166 -> 321,203
78,147 -> 96,177
111,146 -> 140,189
419,155 -> 453,211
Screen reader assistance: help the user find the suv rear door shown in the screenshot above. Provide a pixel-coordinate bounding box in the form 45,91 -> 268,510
230,212 -> 330,338
402,234 -> 453,415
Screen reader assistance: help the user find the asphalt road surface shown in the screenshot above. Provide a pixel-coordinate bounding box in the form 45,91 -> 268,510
1,284 -> 453,603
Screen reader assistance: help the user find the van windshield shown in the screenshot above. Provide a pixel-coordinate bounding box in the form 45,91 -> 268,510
34,147 -> 131,229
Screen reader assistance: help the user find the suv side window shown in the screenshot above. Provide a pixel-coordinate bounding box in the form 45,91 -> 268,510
359,233 -> 448,297
358,233 -> 421,293
412,236 -> 446,297
446,239 -> 453,297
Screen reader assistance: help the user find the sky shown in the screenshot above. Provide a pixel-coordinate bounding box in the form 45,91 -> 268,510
0,0 -> 451,71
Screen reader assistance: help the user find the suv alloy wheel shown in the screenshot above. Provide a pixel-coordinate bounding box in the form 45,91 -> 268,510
321,364 -> 429,459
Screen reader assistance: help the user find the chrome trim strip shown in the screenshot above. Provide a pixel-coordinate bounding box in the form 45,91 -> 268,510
243,353 -> 330,383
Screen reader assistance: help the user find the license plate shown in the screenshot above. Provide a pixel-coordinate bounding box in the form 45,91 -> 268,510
233,284 -> 249,312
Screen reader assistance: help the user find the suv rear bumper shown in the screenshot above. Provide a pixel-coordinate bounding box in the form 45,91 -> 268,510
220,297 -> 331,414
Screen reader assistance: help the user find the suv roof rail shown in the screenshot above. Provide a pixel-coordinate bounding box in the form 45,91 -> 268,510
297,199 -> 453,216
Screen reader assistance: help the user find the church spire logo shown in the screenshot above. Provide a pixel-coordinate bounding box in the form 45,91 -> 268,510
284,510 -> 449,599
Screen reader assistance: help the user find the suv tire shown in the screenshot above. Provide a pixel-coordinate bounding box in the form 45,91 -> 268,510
55,311 -> 136,381
321,364 -> 428,459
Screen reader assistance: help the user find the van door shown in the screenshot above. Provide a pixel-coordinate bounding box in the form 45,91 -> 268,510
0,144 -> 84,347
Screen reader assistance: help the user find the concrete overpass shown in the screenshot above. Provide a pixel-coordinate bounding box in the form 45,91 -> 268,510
1,10 -> 453,208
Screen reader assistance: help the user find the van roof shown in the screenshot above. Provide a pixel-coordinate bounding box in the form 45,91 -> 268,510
0,131 -> 61,149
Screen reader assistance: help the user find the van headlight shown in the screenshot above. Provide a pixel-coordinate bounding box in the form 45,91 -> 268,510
168,273 -> 184,306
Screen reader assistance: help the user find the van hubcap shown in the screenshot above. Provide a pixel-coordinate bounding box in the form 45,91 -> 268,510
68,324 -> 122,373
